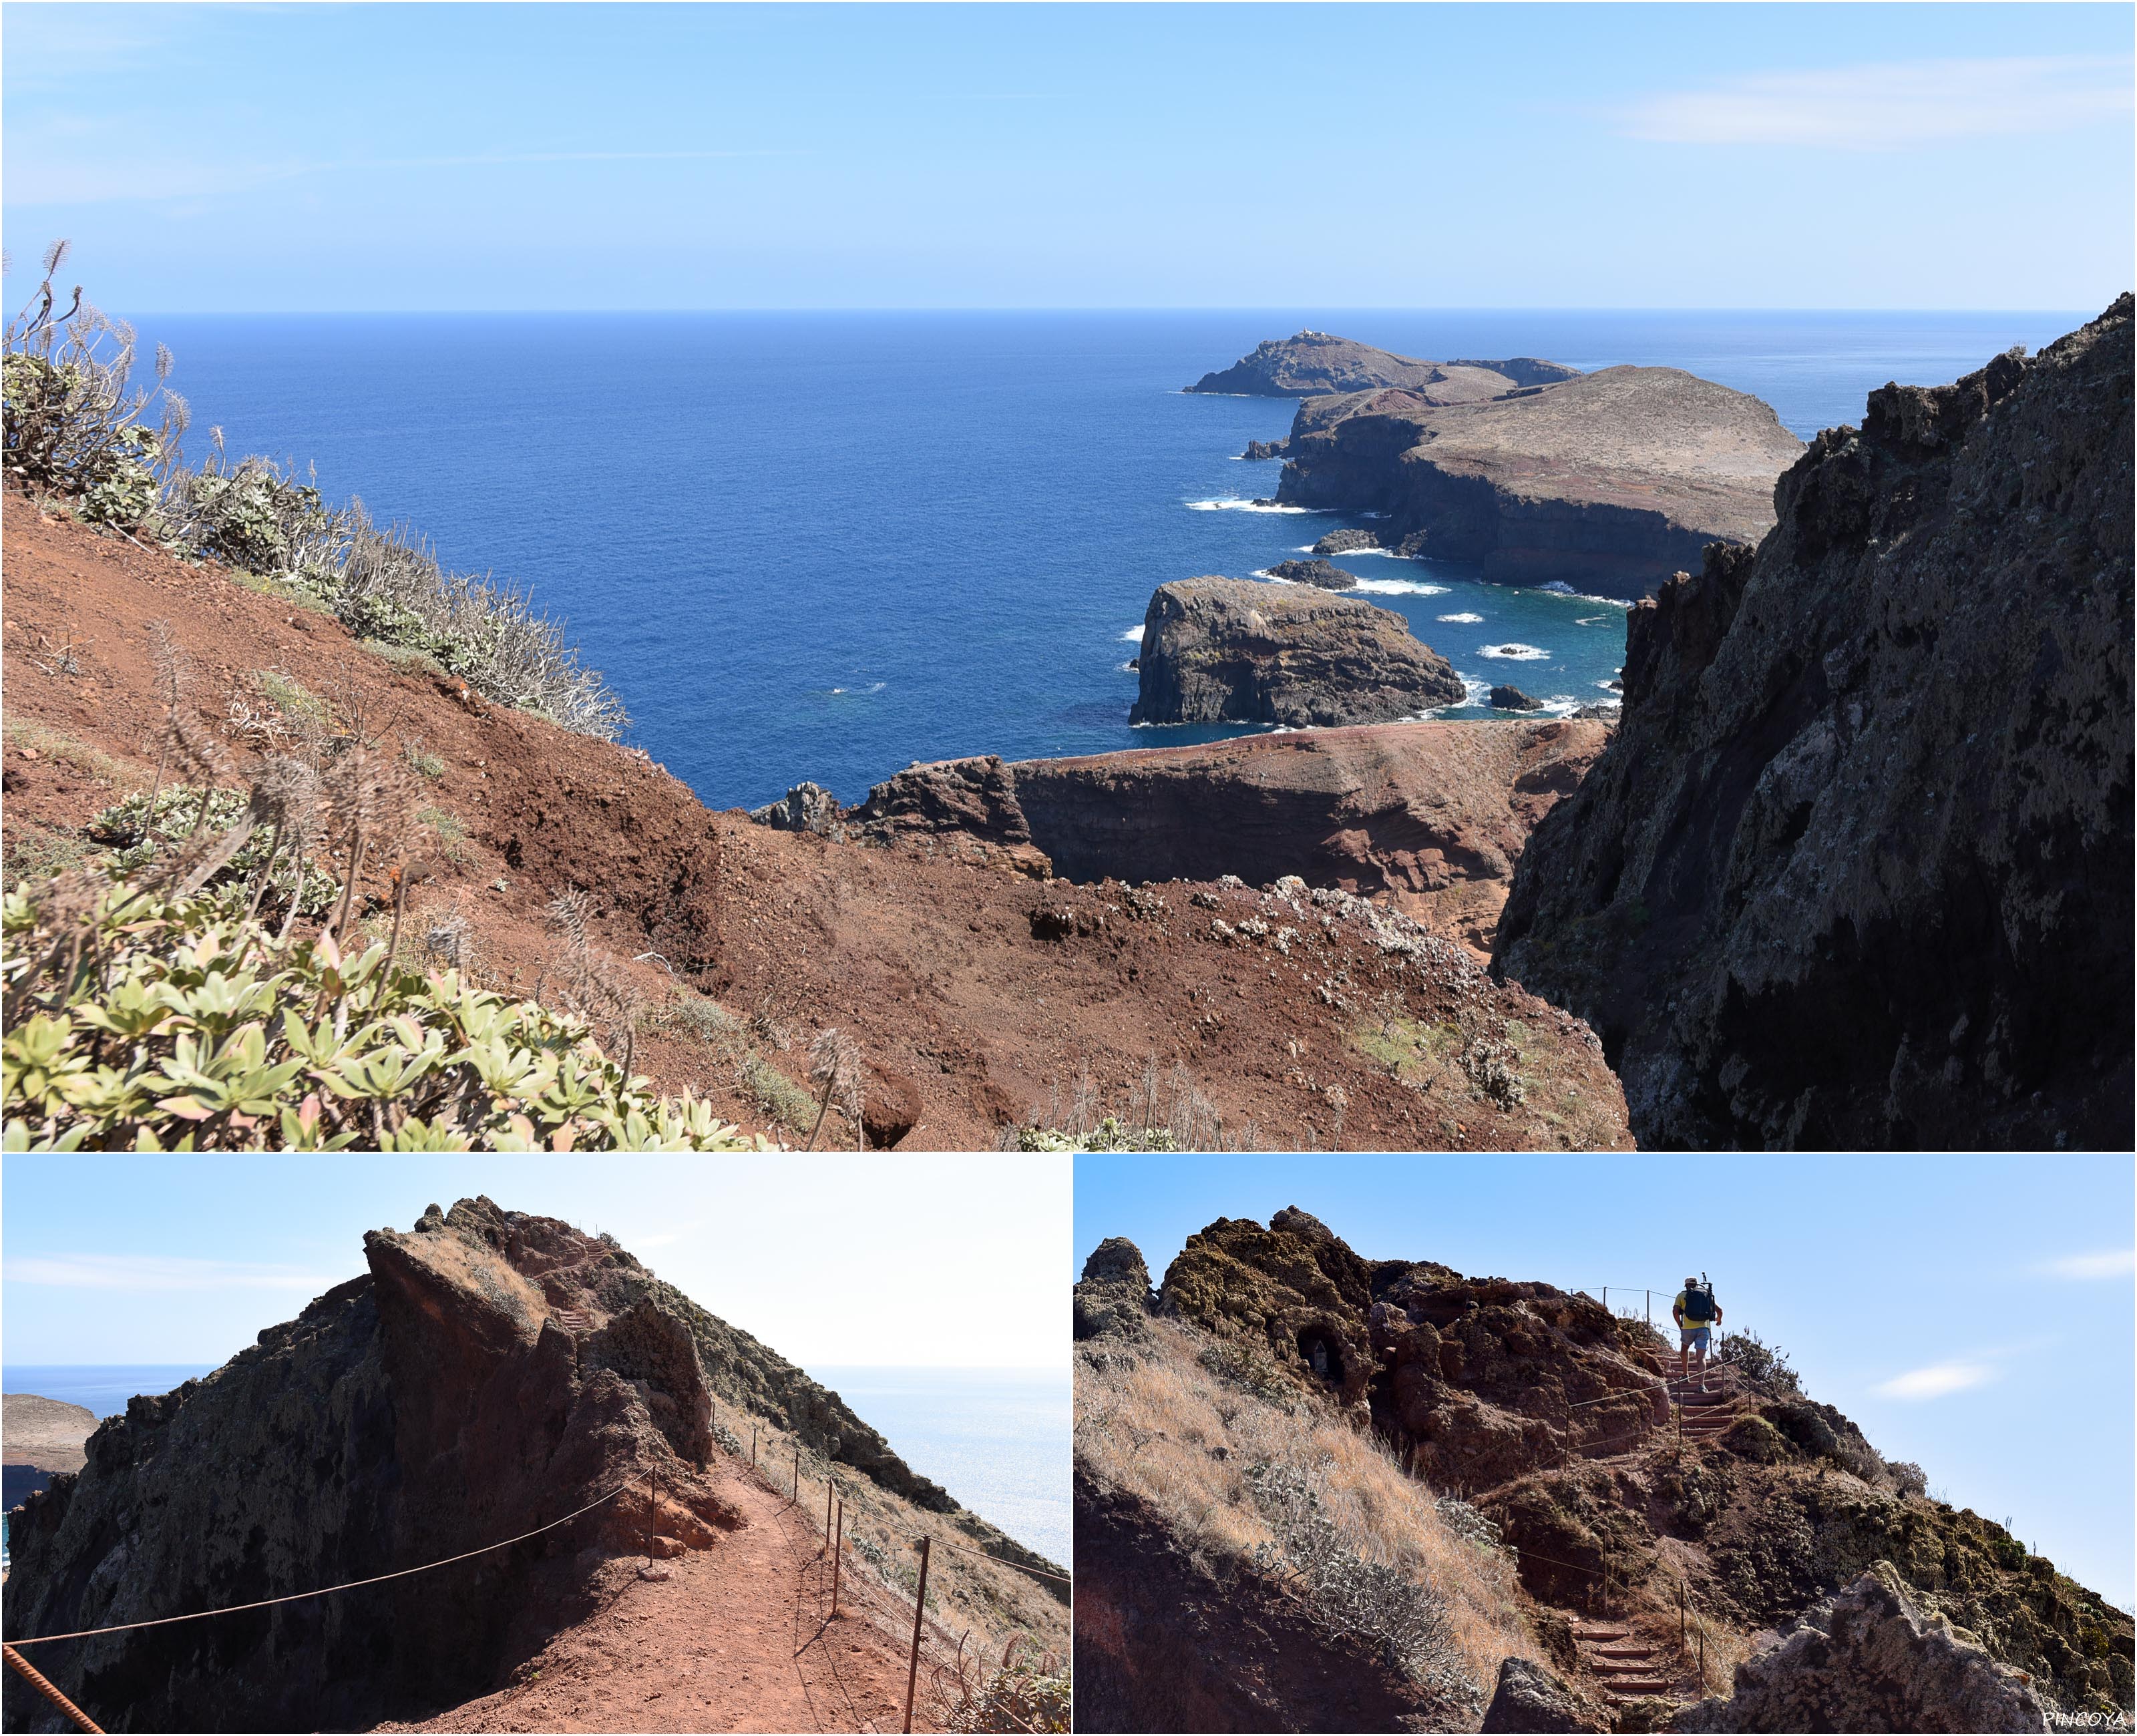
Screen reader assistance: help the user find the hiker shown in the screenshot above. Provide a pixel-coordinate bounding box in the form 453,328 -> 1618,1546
1672,1276 -> 1722,1389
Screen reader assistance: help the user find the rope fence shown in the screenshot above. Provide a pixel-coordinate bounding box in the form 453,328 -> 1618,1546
3,1468 -> 653,1649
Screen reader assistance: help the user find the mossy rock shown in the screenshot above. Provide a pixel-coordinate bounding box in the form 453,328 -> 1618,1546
1722,1414 -> 1788,1463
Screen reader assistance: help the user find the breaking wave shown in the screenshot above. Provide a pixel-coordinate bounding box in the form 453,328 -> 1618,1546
1350,577 -> 1448,596
1185,497 -> 1320,514
1436,611 -> 1485,624
1477,643 -> 1551,661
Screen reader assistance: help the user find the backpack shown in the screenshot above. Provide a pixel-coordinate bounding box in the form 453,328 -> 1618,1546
1682,1285 -> 1716,1324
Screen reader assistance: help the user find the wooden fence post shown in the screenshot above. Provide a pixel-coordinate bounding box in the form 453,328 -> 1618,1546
903,1536 -> 932,1734
831,1498 -> 844,1618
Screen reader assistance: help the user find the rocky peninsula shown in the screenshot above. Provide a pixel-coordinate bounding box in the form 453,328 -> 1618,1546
1129,576 -> 1466,726
1497,297 -> 2134,1151
1,1395 -> 97,1516
1272,367 -> 1806,596
1187,330 -> 1579,399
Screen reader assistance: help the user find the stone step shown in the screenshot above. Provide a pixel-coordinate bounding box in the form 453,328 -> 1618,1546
1607,1685 -> 1680,1701
1573,1626 -> 1631,1642
1590,1646 -> 1660,1660
1591,1660 -> 1666,1676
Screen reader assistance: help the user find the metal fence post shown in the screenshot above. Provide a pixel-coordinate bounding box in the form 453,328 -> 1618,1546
903,1536 -> 932,1734
751,1424 -> 757,1468
825,1470 -> 835,1548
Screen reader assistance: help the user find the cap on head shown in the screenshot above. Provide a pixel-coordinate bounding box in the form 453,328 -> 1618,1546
1685,1277 -> 1699,1287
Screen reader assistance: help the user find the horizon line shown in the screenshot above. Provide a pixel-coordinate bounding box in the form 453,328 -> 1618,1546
95,303 -> 2106,318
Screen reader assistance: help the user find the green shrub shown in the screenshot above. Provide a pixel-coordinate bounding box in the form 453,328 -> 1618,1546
2,874 -> 763,1152
740,1052 -> 817,1131
85,785 -> 337,913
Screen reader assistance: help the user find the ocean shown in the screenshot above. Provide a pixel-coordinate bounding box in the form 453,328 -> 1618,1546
128,308 -> 2086,811
809,1365 -> 1070,1568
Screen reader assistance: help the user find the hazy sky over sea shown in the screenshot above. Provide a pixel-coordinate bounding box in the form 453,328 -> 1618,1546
1,1156 -> 1071,1369
3,3 -> 2129,311
1075,1154 -> 2137,1612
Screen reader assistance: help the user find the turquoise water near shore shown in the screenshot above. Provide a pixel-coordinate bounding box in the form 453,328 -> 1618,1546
126,309 -> 2086,809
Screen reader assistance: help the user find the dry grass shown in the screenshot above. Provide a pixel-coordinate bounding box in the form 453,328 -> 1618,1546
1077,1317 -> 1545,1704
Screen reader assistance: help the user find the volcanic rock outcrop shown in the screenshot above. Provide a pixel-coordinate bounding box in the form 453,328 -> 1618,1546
0,1199 -> 1031,1733
1492,684 -> 1545,712
2,1395 -> 98,1513
837,717 -> 1607,951
1127,1209 -> 2134,1722
1497,297 -> 2136,1151
1274,370 -> 1804,595
1264,558 -> 1358,589
1188,331 -> 1578,399
1673,1568 -> 2050,1733
1073,1239 -> 1155,1345
1129,576 -> 1466,726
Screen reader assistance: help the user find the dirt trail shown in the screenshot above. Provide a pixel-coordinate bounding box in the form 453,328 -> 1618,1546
392,1472 -> 930,1734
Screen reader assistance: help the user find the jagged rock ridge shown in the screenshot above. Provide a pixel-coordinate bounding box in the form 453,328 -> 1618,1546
1135,1209 -> 2135,1723
0,1199 -> 1043,1733
1496,296 -> 2135,1150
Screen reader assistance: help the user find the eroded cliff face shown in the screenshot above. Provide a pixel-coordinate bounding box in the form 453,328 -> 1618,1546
1130,576 -> 1467,727
1495,297 -> 2135,1151
845,718 -> 1606,951
0,1199 -> 984,1733
1274,369 -> 1804,596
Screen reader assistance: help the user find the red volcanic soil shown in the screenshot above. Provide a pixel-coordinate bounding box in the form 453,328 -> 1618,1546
385,1469 -> 930,1735
1,500 -> 1628,1150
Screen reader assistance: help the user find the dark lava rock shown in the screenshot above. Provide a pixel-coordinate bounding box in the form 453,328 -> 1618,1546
750,781 -> 845,838
0,1198 -> 1000,1733
1266,558 -> 1358,590
1497,296 -> 2135,1152
1241,437 -> 1289,460
1074,1238 -> 1155,1343
1275,368 -> 1804,596
1314,526 -> 1385,556
1672,1568 -> 2048,1733
1491,684 -> 1545,711
1187,330 -> 1577,399
1129,576 -> 1466,728
1482,1656 -> 1605,1732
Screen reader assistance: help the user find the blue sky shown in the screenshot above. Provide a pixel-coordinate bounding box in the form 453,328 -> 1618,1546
1,1154 -> 1070,1371
3,3 -> 2130,310
1075,1154 -> 2136,1612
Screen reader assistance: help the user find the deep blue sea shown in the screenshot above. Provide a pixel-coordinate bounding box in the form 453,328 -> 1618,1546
810,1365 -> 1068,1568
128,310 -> 2086,810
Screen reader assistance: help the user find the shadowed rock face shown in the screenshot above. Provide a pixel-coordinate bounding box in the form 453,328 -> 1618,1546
1274,370 -> 1804,596
1131,576 -> 1467,726
1496,297 -> 2135,1151
0,1198 -> 966,1734
1,1199 -> 738,1733
1185,330 -> 1578,399
1672,1569 -> 2049,1733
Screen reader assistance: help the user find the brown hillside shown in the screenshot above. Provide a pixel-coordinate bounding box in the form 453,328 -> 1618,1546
1,498 -> 1629,1150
